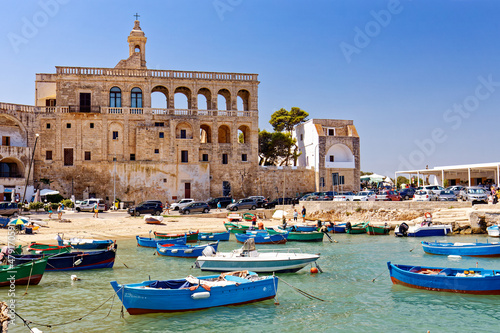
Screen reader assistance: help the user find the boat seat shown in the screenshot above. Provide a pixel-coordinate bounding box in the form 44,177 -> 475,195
438,268 -> 452,276
409,266 -> 421,273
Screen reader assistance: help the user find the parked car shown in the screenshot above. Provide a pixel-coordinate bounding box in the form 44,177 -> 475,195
439,190 -> 458,201
352,191 -> 376,201
399,188 -> 416,201
445,185 -> 466,196
413,190 -> 438,201
0,202 -> 19,216
462,187 -> 488,204
179,202 -> 210,214
75,198 -> 106,212
319,191 -> 336,201
206,197 -> 233,209
422,185 -> 445,195
171,199 -> 195,211
263,197 -> 294,209
226,198 -> 257,211
248,196 -> 268,208
333,192 -> 355,201
127,200 -> 163,216
375,190 -> 401,201
298,193 -> 314,201
306,192 -> 326,201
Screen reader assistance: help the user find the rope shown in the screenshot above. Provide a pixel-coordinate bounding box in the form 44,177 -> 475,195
115,254 -> 129,268
277,276 -> 327,302
371,270 -> 388,282
12,292 -> 116,328
22,260 -> 35,296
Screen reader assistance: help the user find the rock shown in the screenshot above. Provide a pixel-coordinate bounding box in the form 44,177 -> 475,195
471,227 -> 484,234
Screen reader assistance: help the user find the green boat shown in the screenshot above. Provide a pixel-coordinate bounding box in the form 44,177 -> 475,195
154,231 -> 199,243
224,222 -> 250,234
366,224 -> 391,235
0,257 -> 49,287
346,222 -> 369,234
27,242 -> 72,255
266,228 -> 324,242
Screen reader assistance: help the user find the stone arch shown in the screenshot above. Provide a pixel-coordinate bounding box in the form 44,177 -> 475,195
0,114 -> 28,146
237,89 -> 250,111
176,122 -> 193,139
0,157 -> 25,178
151,85 -> 170,109
174,86 -> 192,109
237,125 -> 250,144
218,125 -> 231,143
200,124 -> 212,143
325,143 -> 354,168
217,89 -> 231,110
197,88 -> 212,110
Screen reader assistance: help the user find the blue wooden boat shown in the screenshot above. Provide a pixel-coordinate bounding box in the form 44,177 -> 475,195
156,242 -> 219,258
395,223 -> 452,237
327,223 -> 346,233
0,217 -> 9,228
56,234 -> 114,250
280,224 -> 317,232
422,241 -> 500,257
110,271 -> 278,315
136,235 -> 187,248
387,262 -> 500,294
235,232 -> 288,244
13,244 -> 117,271
198,231 -> 230,241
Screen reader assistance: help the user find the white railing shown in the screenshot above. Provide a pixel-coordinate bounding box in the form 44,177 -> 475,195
56,66 -> 258,81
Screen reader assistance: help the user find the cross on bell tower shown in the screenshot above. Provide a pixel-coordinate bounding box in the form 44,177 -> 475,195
127,15 -> 147,68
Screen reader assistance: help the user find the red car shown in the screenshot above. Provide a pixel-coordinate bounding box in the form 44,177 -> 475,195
375,190 -> 401,201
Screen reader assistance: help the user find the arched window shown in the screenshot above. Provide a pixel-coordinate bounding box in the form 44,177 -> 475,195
131,87 -> 143,108
109,87 -> 121,107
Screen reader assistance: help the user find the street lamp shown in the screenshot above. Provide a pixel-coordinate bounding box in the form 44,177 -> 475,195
22,133 -> 39,204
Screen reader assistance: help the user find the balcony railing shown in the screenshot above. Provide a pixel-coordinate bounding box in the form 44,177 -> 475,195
55,66 -> 258,82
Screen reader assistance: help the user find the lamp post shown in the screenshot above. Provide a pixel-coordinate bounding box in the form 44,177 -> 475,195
113,138 -> 117,210
22,133 -> 39,204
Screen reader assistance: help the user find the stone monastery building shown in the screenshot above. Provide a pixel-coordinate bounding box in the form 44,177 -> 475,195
0,20 -> 360,204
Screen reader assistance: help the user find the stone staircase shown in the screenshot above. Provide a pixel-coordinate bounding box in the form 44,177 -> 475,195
426,208 -> 472,227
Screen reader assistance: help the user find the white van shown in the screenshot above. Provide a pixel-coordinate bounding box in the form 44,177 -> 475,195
75,198 -> 106,212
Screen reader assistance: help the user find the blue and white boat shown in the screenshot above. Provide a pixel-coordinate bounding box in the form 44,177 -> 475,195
395,223 -> 452,237
280,224 -> 317,232
235,232 -> 288,244
422,240 -> 500,257
195,239 -> 320,273
136,235 -> 187,248
387,262 -> 500,294
487,225 -> 499,237
57,234 -> 114,250
198,231 -> 230,241
110,271 -> 278,314
156,242 -> 219,257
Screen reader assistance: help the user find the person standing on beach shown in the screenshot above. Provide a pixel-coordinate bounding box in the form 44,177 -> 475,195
217,201 -> 221,212
93,202 -> 99,218
301,206 -> 306,223
164,201 -> 170,215
293,209 -> 298,223
57,204 -> 63,220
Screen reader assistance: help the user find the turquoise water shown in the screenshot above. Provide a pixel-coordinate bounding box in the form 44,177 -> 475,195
6,234 -> 500,332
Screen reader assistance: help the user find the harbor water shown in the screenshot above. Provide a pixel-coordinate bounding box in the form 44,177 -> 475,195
6,234 -> 500,332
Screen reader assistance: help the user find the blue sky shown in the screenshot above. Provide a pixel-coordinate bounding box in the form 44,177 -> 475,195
1,0 -> 498,177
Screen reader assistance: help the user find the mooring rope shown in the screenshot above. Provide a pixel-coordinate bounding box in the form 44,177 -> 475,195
276,276 -> 327,302
22,260 -> 35,295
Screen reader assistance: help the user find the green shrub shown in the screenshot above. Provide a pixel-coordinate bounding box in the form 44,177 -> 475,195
355,207 -> 362,213
29,201 -> 44,212
61,199 -> 74,208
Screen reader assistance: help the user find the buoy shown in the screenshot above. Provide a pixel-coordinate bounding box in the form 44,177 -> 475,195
71,275 -> 80,281
310,267 -> 319,274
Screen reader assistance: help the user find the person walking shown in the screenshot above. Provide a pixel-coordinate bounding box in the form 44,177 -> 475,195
217,201 -> 221,212
93,202 -> 99,218
164,201 -> 170,215
301,206 -> 306,223
293,209 -> 298,223
48,204 -> 53,219
57,204 -> 63,220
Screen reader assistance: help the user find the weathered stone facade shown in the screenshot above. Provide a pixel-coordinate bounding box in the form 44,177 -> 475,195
0,20 -> 360,204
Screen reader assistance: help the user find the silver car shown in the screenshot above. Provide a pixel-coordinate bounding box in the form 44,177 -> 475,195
439,190 -> 457,201
226,198 -> 257,211
462,187 -> 488,204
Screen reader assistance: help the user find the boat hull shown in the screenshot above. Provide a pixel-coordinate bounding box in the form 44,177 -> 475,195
487,225 -> 499,237
13,246 -> 117,271
28,242 -> 72,254
387,262 -> 500,294
224,222 -> 250,234
110,274 -> 278,314
136,235 -> 187,248
422,241 -> 500,257
58,239 -> 114,250
198,232 -> 230,241
327,225 -> 346,233
287,231 -> 324,242
0,257 -> 48,287
395,225 -> 452,237
366,225 -> 391,235
156,242 -> 219,258
235,233 -> 287,244
154,231 -> 199,243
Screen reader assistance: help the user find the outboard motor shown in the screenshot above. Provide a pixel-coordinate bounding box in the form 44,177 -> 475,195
397,222 -> 409,237
346,222 -> 352,231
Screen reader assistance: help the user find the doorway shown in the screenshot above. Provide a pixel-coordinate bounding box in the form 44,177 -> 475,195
184,183 -> 191,198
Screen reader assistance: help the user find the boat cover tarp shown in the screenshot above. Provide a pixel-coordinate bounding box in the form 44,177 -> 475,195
148,279 -> 191,289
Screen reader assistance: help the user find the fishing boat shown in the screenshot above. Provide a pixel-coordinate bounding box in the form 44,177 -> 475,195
487,225 -> 499,237
346,222 -> 369,234
136,235 -> 187,248
156,242 -> 219,258
279,224 -> 318,232
267,227 -> 323,242
13,244 -> 117,271
394,222 -> 452,237
421,240 -> 500,257
387,262 -> 500,294
0,257 -> 49,287
327,222 -> 346,233
242,212 -> 256,221
224,222 -> 250,234
198,231 -> 230,241
27,242 -> 72,255
110,271 -> 278,315
56,234 -> 114,250
144,214 -> 164,224
235,232 -> 287,244
154,231 -> 199,243
195,239 -> 320,273
366,224 -> 391,235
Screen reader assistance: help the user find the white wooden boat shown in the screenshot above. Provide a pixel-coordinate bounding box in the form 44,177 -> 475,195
144,214 -> 164,224
487,225 -> 499,237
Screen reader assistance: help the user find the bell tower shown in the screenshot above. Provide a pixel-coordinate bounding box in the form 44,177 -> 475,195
127,19 -> 147,68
